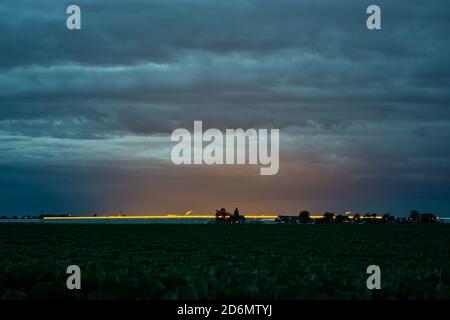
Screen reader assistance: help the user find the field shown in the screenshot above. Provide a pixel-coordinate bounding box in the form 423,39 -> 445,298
0,224 -> 449,300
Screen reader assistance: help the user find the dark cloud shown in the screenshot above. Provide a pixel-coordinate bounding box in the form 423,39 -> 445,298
0,0 -> 449,215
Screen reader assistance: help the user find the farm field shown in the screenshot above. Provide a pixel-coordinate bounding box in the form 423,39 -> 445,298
0,224 -> 449,300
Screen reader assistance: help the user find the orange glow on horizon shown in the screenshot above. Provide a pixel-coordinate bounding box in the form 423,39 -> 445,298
43,215 -> 279,220
42,214 -> 382,220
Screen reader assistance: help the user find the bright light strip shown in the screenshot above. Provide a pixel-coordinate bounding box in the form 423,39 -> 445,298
43,214 -> 382,220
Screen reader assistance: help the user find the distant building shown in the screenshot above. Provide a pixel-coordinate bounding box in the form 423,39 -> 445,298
275,215 -> 299,224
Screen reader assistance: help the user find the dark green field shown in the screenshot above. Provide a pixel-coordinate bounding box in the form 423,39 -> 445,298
0,224 -> 449,300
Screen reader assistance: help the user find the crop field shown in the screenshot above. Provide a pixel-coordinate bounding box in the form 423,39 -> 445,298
0,224 -> 449,300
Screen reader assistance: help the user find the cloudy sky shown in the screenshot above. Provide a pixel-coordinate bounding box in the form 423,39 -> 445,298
1,0 -> 449,216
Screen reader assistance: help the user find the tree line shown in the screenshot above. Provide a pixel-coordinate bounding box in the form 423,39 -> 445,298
214,208 -> 440,224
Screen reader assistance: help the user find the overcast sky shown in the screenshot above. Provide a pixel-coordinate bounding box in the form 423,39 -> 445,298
1,0 -> 449,216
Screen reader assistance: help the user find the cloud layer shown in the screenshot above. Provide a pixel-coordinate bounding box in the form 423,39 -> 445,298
1,0 -> 450,215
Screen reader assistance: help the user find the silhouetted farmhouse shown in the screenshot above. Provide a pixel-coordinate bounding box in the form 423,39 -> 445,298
215,208 -> 245,224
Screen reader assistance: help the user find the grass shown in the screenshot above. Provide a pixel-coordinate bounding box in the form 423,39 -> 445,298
0,224 -> 449,299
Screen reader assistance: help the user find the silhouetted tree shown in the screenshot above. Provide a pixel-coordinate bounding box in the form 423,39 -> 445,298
335,215 -> 349,224
382,213 -> 390,223
353,213 -> 361,223
232,208 -> 245,224
409,210 -> 422,223
323,212 -> 335,223
422,213 -> 437,224
216,208 -> 231,223
382,213 -> 395,224
298,210 -> 312,224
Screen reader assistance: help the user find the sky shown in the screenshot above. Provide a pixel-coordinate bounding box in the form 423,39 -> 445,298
0,0 -> 449,216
